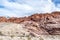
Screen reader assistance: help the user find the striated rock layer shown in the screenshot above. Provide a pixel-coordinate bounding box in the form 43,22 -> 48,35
0,11 -> 60,35
0,22 -> 60,40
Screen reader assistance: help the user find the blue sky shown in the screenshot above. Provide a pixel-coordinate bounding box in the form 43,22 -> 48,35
0,0 -> 60,17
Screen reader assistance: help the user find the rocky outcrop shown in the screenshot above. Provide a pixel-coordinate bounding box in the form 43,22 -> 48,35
0,11 -> 60,35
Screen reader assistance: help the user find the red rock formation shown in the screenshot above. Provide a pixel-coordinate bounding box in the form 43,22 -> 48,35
0,11 -> 60,35
0,17 -> 7,22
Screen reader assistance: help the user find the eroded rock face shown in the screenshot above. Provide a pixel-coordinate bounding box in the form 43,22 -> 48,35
0,22 -> 48,37
0,11 -> 60,35
21,21 -> 49,36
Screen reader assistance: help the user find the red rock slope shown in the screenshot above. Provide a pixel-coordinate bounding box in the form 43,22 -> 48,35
0,11 -> 60,35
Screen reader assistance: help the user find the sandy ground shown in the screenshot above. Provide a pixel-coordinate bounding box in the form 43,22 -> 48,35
0,35 -> 60,40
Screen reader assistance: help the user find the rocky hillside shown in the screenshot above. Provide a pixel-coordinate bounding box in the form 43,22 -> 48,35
0,11 -> 60,35
0,11 -> 60,40
0,22 -> 60,40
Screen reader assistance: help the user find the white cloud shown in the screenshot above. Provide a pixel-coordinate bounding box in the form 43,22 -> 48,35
0,0 -> 60,17
0,8 -> 18,17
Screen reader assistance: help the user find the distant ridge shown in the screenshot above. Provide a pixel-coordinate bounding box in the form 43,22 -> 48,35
0,11 -> 60,23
